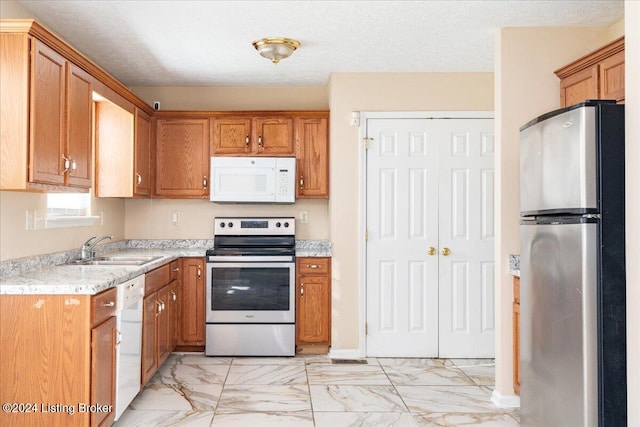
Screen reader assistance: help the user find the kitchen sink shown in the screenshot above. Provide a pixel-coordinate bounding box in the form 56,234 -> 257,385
68,255 -> 164,266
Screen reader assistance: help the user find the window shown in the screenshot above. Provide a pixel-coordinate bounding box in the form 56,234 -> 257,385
45,191 -> 99,228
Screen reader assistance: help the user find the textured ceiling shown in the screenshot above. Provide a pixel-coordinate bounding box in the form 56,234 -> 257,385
16,0 -> 624,87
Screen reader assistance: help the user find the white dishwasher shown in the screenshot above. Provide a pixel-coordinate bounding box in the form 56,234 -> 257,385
115,275 -> 145,420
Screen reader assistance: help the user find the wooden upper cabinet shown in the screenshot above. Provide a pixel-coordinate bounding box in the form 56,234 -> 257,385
94,97 -> 134,197
212,115 -> 294,155
155,118 -> 210,198
134,108 -> 152,197
296,115 -> 329,198
30,40 -> 66,186
29,40 -> 93,188
599,49 -> 625,102
66,63 -> 93,188
254,116 -> 294,155
555,36 -> 625,107
0,35 -> 93,191
212,117 -> 252,154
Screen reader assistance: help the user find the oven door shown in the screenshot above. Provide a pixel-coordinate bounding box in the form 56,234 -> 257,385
206,260 -> 295,323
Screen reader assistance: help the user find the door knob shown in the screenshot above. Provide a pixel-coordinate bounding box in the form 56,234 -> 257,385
441,247 -> 451,256
427,247 -> 436,256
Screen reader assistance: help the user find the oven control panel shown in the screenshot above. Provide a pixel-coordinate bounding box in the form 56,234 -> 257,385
214,217 -> 295,235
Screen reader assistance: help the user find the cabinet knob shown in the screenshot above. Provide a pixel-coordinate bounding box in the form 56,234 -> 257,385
171,291 -> 177,301
441,247 -> 451,256
172,267 -> 180,272
258,135 -> 263,148
299,175 -> 304,191
197,267 -> 202,278
203,176 -> 208,188
427,247 -> 436,256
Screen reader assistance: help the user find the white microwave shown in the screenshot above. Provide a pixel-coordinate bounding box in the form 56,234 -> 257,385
210,156 -> 296,203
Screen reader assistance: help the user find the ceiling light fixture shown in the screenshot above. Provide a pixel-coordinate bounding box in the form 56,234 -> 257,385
252,37 -> 300,64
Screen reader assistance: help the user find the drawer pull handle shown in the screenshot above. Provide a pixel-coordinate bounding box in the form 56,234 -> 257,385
300,283 -> 304,296
171,291 -> 177,301
197,267 -> 202,278
306,264 -> 320,269
102,301 -> 115,307
172,267 -> 180,272
245,135 -> 250,147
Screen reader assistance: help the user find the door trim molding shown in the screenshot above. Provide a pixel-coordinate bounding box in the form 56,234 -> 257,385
358,111 -> 494,357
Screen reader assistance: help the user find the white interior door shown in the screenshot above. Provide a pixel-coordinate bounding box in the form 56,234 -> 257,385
365,119 -> 439,357
436,119 -> 495,358
365,116 -> 495,358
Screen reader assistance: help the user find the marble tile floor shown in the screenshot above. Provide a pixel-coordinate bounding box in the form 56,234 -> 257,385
114,354 -> 520,427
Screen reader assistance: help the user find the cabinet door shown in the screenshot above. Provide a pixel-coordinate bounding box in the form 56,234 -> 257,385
141,293 -> 158,385
212,117 -> 252,155
179,258 -> 205,346
157,285 -> 171,366
156,118 -> 210,197
168,279 -> 179,351
255,117 -> 294,155
599,50 -> 625,103
66,63 -> 92,188
30,40 -> 65,185
91,316 -> 117,427
559,65 -> 598,107
296,274 -> 331,345
295,116 -> 329,198
134,108 -> 151,196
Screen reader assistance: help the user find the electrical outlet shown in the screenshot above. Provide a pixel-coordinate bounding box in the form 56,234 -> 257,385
171,211 -> 180,225
300,211 -> 308,224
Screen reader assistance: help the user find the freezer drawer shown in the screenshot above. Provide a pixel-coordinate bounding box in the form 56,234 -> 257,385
520,220 -> 598,427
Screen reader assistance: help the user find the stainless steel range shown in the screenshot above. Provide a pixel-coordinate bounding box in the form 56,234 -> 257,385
205,217 -> 295,356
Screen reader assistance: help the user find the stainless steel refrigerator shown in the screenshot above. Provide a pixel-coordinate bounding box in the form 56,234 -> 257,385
519,100 -> 626,426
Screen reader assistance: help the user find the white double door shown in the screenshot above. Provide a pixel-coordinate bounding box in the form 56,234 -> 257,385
365,117 -> 495,358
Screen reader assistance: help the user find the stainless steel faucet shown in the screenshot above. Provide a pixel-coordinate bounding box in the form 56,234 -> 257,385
80,235 -> 113,260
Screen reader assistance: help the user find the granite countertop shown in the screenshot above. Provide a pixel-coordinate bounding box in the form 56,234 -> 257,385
0,239 -> 331,296
509,255 -> 520,277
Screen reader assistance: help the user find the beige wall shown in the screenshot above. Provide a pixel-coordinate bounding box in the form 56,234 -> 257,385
124,198 -> 329,240
131,86 -> 328,111
327,72 -> 494,351
494,23 -> 627,402
625,1 -> 639,424
0,192 -> 125,260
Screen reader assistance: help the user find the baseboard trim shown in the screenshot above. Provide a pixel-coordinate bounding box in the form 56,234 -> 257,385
491,389 -> 521,408
328,348 -> 365,360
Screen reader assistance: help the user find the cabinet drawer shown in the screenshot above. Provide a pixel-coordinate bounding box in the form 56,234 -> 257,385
146,264 -> 170,295
91,287 -> 117,326
297,258 -> 330,275
170,260 -> 180,281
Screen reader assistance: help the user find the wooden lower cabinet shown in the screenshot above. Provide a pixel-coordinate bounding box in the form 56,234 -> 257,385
0,288 -> 117,426
91,316 -> 118,427
296,257 -> 331,351
513,276 -> 521,395
177,257 -> 205,349
141,264 -> 179,386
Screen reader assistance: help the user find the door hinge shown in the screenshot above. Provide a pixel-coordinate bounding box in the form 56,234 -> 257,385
365,229 -> 368,241
363,137 -> 372,149
365,322 -> 368,335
